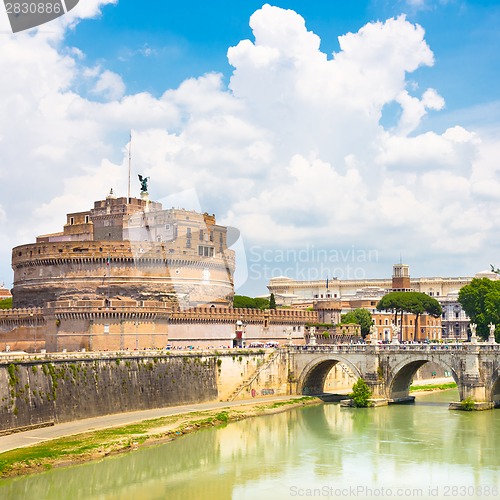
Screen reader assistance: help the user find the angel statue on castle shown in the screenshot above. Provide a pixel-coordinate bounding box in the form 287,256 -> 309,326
138,174 -> 150,193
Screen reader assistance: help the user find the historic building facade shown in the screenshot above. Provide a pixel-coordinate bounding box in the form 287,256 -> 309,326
267,264 -> 475,306
266,263 -> 495,342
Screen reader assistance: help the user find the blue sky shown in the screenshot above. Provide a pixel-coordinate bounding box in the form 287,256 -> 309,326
65,1 -> 500,115
1,0 -> 500,294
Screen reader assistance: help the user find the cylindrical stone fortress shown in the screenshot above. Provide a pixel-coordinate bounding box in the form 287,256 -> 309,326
12,192 -> 235,308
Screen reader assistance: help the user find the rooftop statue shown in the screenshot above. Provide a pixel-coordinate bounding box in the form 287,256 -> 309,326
138,174 -> 150,193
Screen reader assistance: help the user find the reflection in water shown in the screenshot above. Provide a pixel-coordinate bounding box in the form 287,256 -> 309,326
1,390 -> 500,500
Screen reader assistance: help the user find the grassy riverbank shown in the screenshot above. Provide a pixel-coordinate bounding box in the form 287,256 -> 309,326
0,396 -> 318,478
409,382 -> 457,392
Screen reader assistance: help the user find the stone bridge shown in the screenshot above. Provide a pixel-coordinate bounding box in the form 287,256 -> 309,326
288,344 -> 500,409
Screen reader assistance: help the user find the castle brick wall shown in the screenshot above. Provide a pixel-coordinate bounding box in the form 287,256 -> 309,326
0,303 -> 318,352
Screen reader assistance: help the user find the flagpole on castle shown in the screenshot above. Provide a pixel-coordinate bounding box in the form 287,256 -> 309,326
128,130 -> 132,203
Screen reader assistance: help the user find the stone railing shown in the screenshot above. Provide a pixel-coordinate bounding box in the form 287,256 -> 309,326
0,347 -> 274,364
290,343 -> 500,353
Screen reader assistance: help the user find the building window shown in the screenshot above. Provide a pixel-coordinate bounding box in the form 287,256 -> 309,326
85,215 -> 89,223
166,224 -> 171,230
198,246 -> 214,257
210,231 -> 214,242
186,239 -> 191,248
70,217 -> 74,225
199,230 -> 204,241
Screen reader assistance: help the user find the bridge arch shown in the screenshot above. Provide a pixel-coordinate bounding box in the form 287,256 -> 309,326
387,356 -> 460,401
297,355 -> 362,396
488,369 -> 500,405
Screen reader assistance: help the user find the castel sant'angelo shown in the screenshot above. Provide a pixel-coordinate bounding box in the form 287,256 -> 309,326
0,186 -> 327,352
12,189 -> 235,309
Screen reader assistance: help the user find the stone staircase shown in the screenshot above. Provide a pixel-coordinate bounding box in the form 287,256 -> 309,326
337,361 -> 356,381
226,350 -> 281,402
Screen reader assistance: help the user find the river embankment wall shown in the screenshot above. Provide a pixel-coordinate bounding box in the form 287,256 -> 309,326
0,350 -> 287,433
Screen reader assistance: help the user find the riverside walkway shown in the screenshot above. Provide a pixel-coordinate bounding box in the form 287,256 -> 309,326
0,395 -> 307,454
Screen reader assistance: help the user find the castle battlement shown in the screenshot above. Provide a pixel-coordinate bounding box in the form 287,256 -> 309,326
170,306 -> 318,324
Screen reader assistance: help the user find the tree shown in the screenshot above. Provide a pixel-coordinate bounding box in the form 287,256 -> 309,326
233,295 -> 270,310
376,291 -> 408,326
406,293 -> 442,340
269,293 -> 277,309
458,277 -> 500,340
0,297 -> 12,309
376,291 -> 442,341
341,308 -> 373,338
350,378 -> 372,408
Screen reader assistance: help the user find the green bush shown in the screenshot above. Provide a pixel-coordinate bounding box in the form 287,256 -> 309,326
461,397 -> 475,411
349,378 -> 372,408
0,297 -> 12,309
233,295 -> 270,310
216,411 -> 229,423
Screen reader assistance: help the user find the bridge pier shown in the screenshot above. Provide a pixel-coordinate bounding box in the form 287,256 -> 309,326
364,378 -> 386,399
449,401 -> 495,411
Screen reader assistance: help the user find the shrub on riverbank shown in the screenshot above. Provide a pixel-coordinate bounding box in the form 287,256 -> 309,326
461,397 -> 475,411
350,378 -> 372,408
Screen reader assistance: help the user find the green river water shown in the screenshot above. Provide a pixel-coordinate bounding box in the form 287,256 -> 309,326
1,389 -> 499,500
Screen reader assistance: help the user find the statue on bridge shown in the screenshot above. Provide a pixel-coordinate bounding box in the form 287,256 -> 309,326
369,323 -> 378,345
391,323 -> 400,344
308,326 -> 317,346
470,323 -> 478,343
488,322 -> 496,344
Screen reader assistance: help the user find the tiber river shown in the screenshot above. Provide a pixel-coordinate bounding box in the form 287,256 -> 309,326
1,390 -> 500,500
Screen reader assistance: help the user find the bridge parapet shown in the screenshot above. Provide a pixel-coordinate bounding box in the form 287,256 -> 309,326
290,343 -> 500,353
